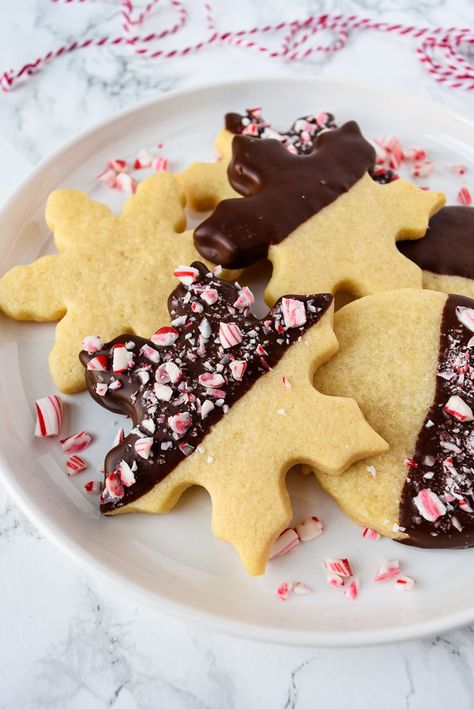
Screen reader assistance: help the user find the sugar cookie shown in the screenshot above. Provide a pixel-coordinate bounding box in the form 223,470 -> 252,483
177,109 -> 338,212
80,262 -> 387,574
0,173 -> 213,393
313,289 -> 474,548
194,122 -> 445,303
399,206 -> 474,298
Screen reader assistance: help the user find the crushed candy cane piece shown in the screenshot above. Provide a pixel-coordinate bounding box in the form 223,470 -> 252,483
450,164 -> 467,175
95,382 -> 108,396
233,286 -> 255,310
200,400 -> 215,419
413,488 -> 447,522
82,335 -> 103,354
200,287 -> 218,305
154,382 -> 173,401
367,464 -> 377,478
113,427 -> 125,446
152,155 -> 169,172
282,297 -> 306,329
322,558 -> 352,577
395,575 -> 416,590
457,187 -> 472,206
168,412 -> 192,436
374,559 -> 400,583
66,455 -> 87,476
105,471 -> 124,499
87,355 -> 108,371
403,146 -> 427,161
295,516 -> 323,541
34,395 -> 63,437
97,167 -> 117,188
443,394 -> 473,422
151,326 -> 179,347
112,343 -> 129,373
84,480 -> 102,495
456,306 -> 474,332
269,528 -> 300,559
411,160 -> 434,178
173,265 -> 199,286
108,159 -> 127,173
229,360 -> 247,381
362,527 -> 380,540
326,574 -> 344,588
219,321 -> 243,348
275,582 -> 292,601
198,372 -> 225,388
133,148 -> 153,169
134,436 -> 153,460
140,344 -> 160,363
59,431 -> 92,454
115,172 -> 137,194
345,579 -> 359,600
281,376 -> 291,389
118,460 -> 136,487
292,581 -> 312,595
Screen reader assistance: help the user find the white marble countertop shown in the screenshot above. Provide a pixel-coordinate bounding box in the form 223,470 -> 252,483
1,1 -> 474,707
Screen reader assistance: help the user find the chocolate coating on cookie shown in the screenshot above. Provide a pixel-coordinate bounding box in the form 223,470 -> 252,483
194,121 -> 376,268
400,294 -> 474,547
398,206 -> 474,280
80,262 -> 332,513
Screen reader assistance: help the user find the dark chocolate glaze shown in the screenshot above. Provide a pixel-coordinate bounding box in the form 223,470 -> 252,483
80,262 -> 332,513
194,121 -> 376,269
399,294 -> 474,548
398,206 -> 474,280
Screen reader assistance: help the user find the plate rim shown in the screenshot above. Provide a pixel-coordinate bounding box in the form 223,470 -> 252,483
1,75 -> 474,647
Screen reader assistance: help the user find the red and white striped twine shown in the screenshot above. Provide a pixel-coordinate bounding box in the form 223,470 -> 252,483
1,1 -> 473,92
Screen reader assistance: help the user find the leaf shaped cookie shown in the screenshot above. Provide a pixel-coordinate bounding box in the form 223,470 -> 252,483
80,263 -> 387,575
194,122 -> 445,300
0,173 -> 212,393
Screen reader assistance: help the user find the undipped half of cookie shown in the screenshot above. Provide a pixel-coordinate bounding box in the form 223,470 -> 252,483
312,288 -> 474,549
80,262 -> 387,575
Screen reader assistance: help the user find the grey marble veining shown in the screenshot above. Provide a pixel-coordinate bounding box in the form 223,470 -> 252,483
1,1 -> 474,707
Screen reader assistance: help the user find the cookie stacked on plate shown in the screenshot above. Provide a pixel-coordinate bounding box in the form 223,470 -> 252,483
2,105 -> 474,574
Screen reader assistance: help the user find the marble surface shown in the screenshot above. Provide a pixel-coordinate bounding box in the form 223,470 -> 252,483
1,1 -> 474,707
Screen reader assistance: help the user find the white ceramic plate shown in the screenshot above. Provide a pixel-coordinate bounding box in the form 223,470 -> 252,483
1,78 -> 474,647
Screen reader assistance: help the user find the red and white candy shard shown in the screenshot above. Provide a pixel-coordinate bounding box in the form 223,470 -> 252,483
87,355 -> 108,371
219,321 -> 243,348
35,395 -> 63,437
275,582 -> 292,601
322,558 -> 352,577
118,460 -> 136,487
269,528 -> 300,559
151,326 -> 179,347
198,372 -> 225,388
135,436 -> 153,460
152,156 -> 169,172
373,559 -> 400,583
168,412 -> 192,437
141,344 -> 160,363
84,480 -> 102,494
443,395 -> 473,422
133,148 -> 152,169
345,579 -> 359,600
395,576 -> 416,590
66,455 -> 87,476
173,265 -> 199,286
233,286 -> 255,310
457,187 -> 472,206
95,382 -> 108,396
112,343 -> 129,374
295,516 -> 323,541
201,287 -> 218,305
154,382 -> 173,401
113,427 -> 125,446
115,172 -> 137,195
282,298 -> 306,329
200,400 -> 215,419
292,581 -> 312,595
59,431 -> 92,454
456,306 -> 474,332
362,527 -> 380,541
229,360 -> 247,381
413,488 -> 447,522
82,335 -> 103,354
105,471 -> 124,499
326,574 -> 344,588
